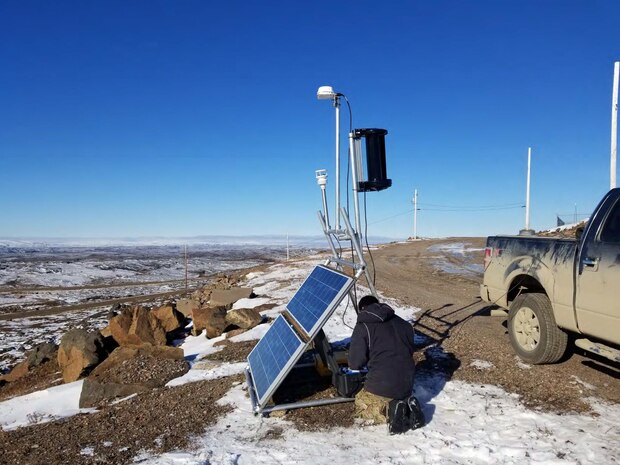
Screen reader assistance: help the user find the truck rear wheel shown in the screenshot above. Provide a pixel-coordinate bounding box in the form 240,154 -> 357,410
508,293 -> 568,364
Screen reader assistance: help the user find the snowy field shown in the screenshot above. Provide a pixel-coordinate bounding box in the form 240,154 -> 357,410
1,256 -> 618,464
0,242 -> 319,371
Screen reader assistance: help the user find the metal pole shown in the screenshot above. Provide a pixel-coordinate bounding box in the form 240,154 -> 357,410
574,204 -> 577,224
260,396 -> 354,414
525,147 -> 531,230
335,96 -> 341,230
317,211 -> 341,261
348,132 -> 363,238
612,61 -> 619,189
184,245 -> 188,290
413,189 -> 418,240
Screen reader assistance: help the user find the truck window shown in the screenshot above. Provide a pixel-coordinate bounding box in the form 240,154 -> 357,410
600,199 -> 620,243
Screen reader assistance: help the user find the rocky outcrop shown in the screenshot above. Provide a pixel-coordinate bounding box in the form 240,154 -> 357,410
0,342 -> 58,383
226,308 -> 262,329
209,288 -> 253,307
224,328 -> 248,338
0,360 -> 29,383
189,274 -> 240,306
26,342 -> 57,368
79,345 -> 188,408
175,298 -> 199,318
108,308 -> 133,345
108,306 -> 167,346
192,305 -> 228,338
57,329 -> 108,383
129,306 -> 167,346
99,325 -> 112,338
151,304 -> 184,333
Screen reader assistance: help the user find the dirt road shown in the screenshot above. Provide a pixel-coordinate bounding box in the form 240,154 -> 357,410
370,238 -> 620,412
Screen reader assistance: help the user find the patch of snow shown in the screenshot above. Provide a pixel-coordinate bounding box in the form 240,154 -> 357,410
0,380 -> 96,431
228,324 -> 269,343
178,330 -> 225,363
80,447 -> 95,457
515,357 -> 532,370
571,375 -> 596,391
428,242 -> 484,255
166,362 -> 247,387
541,220 -> 588,233
232,297 -> 271,310
110,393 -> 138,405
470,359 -> 494,370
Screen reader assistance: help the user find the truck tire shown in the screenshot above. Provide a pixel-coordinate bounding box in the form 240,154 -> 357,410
508,293 -> 568,364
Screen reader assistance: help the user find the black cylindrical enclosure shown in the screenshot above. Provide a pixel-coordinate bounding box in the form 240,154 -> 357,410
355,128 -> 392,192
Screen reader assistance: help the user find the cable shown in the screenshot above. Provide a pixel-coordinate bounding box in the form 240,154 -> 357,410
341,298 -> 354,330
339,94 -> 353,133
369,209 -> 414,225
369,204 -> 524,227
420,205 -> 525,212
420,202 -> 523,208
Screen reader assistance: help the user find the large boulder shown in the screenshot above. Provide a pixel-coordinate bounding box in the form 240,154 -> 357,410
226,308 -> 262,329
26,342 -> 57,368
99,325 -> 112,338
152,304 -> 184,333
108,308 -> 133,345
0,342 -> 57,383
0,360 -> 30,383
175,298 -> 200,318
79,345 -> 188,408
108,305 -> 167,346
57,329 -> 108,383
209,288 -> 253,307
192,305 -> 228,338
129,306 -> 167,346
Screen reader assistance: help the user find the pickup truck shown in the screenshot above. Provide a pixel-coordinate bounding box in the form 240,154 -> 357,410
480,188 -> 620,364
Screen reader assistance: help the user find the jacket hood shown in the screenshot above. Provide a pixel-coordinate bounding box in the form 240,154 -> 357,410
357,302 -> 395,324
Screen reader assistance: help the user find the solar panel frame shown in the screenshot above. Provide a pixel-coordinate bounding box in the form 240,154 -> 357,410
285,265 -> 354,339
247,315 -> 307,408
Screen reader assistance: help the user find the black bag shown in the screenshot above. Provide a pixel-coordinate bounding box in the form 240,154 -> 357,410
387,396 -> 425,434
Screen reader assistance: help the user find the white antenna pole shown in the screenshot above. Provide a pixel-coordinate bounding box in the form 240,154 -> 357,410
335,97 -> 341,229
525,147 -> 532,231
286,234 -> 290,261
611,61 -> 619,189
413,189 -> 418,240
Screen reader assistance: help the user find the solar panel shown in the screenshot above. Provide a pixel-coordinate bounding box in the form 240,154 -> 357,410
286,265 -> 354,338
247,315 -> 306,407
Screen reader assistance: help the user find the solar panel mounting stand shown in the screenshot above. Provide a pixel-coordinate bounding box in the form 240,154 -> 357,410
246,265 -> 361,415
318,206 -> 378,297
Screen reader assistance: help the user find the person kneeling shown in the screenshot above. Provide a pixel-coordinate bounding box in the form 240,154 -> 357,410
348,295 -> 423,432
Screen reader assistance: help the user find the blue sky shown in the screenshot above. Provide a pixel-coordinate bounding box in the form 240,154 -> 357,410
1,1 -> 618,239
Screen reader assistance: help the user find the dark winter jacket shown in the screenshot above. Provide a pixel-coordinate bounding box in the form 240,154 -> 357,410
348,303 -> 415,400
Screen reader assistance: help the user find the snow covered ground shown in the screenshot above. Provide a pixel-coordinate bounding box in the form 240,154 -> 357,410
0,308 -> 109,372
427,242 -> 485,276
1,257 -> 618,464
0,243 -> 313,370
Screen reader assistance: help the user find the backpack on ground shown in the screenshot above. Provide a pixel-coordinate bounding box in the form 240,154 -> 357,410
387,396 -> 425,434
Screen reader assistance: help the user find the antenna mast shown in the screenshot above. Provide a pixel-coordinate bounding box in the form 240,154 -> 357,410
611,61 -> 619,190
